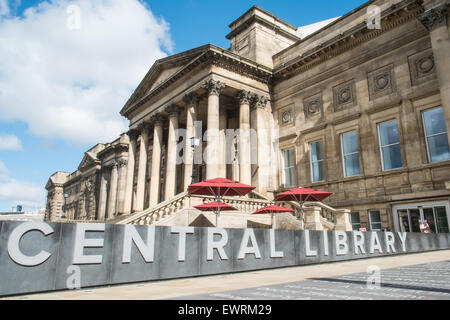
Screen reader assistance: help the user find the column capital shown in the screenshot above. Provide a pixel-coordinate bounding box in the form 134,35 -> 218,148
137,122 -> 151,134
150,113 -> 164,125
420,2 -> 449,31
110,159 -> 119,169
165,104 -> 182,117
251,94 -> 269,110
236,90 -> 253,105
127,129 -> 140,141
183,92 -> 199,106
118,159 -> 128,168
202,79 -> 225,96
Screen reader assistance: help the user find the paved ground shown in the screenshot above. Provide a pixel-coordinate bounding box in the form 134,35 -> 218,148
4,250 -> 450,300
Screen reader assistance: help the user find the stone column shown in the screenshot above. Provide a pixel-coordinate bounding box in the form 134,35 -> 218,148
117,159 -> 128,214
202,79 -> 225,179
183,93 -> 198,189
237,90 -> 252,185
219,108 -> 227,178
107,160 -> 119,219
250,94 -> 270,194
135,122 -> 150,211
97,168 -> 108,221
165,105 -> 181,200
124,130 -> 138,214
149,114 -> 164,207
420,2 -> 450,146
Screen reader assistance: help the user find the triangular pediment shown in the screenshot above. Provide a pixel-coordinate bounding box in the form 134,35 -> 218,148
121,44 -> 212,114
78,152 -> 98,170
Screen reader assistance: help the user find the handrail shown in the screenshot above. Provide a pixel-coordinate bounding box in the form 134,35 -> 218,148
118,192 -> 189,224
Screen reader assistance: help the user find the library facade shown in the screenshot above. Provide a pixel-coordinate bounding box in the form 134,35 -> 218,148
45,0 -> 450,233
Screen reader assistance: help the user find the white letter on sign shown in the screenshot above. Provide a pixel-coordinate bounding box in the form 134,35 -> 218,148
353,231 -> 366,255
8,221 -> 54,266
335,231 -> 348,256
73,223 -> 105,264
369,232 -> 383,254
270,229 -> 283,258
305,230 -> 317,256
122,225 -> 155,263
207,228 -> 228,261
171,226 -> 194,262
238,229 -> 261,259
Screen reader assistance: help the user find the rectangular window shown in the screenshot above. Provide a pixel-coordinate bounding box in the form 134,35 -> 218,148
310,140 -> 324,182
341,130 -> 360,177
422,107 -> 450,163
350,212 -> 361,231
282,148 -> 296,187
369,210 -> 382,231
378,120 -> 402,170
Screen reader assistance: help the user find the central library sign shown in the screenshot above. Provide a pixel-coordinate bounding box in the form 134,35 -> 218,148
0,221 -> 449,296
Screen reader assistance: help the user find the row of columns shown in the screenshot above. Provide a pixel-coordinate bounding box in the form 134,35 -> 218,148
120,79 -> 270,215
97,158 -> 127,221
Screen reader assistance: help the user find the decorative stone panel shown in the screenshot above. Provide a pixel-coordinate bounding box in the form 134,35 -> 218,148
367,65 -> 396,100
408,49 -> 436,86
303,92 -> 323,119
333,80 -> 356,112
278,105 -> 294,127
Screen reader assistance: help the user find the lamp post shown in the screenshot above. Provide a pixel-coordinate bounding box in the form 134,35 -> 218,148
190,136 -> 201,184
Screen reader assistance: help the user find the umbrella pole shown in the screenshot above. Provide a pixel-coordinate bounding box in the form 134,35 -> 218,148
217,197 -> 221,227
271,213 -> 274,229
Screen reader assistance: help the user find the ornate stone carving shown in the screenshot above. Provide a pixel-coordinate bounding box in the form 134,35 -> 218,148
150,113 -> 164,125
333,80 -> 356,111
278,105 -> 294,127
420,2 -> 449,31
183,92 -> 199,106
202,79 -> 225,96
236,90 -> 253,104
118,159 -> 128,167
367,65 -> 396,100
408,49 -> 436,86
165,104 -> 182,117
251,94 -> 269,110
137,121 -> 151,133
303,93 -> 323,118
127,129 -> 140,141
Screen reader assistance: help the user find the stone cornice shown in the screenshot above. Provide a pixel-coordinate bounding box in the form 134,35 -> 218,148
420,1 -> 449,30
120,45 -> 272,118
272,0 -> 424,81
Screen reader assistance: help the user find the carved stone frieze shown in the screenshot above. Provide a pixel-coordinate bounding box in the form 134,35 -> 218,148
333,80 -> 357,111
278,105 -> 294,127
367,65 -> 396,100
408,49 -> 436,86
303,93 -> 323,118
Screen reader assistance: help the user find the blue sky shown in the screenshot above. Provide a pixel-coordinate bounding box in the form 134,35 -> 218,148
0,0 -> 366,211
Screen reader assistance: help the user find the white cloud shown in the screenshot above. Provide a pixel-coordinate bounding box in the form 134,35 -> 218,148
0,0 -> 173,145
0,162 -> 45,208
0,133 -> 22,150
0,0 -> 10,18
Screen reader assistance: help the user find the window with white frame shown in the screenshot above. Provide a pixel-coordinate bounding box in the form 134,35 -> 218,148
350,212 -> 361,231
310,140 -> 324,182
282,148 -> 296,187
422,106 -> 450,163
378,119 -> 402,170
341,130 -> 360,177
369,210 -> 382,231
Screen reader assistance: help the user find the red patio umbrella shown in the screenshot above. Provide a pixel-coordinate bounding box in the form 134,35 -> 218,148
188,177 -> 255,222
252,205 -> 295,228
274,187 -> 332,228
194,201 -> 237,226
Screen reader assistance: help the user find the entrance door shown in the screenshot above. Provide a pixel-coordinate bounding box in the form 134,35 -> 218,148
394,202 -> 450,233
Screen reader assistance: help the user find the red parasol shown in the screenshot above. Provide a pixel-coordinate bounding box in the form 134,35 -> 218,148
252,205 -> 295,228
194,201 -> 237,227
188,178 -> 255,226
274,187 -> 332,228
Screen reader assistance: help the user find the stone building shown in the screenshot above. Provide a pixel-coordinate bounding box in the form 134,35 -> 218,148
46,0 -> 450,233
